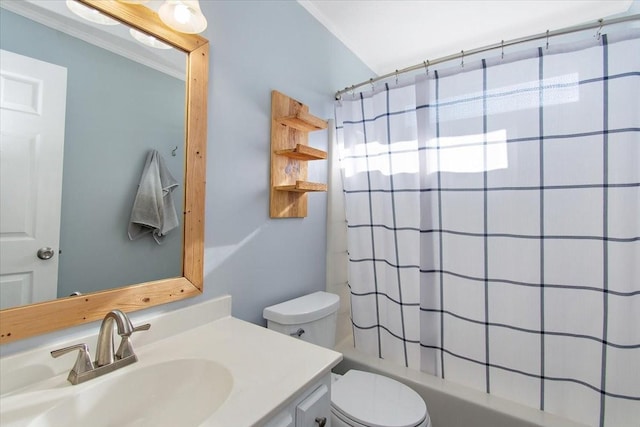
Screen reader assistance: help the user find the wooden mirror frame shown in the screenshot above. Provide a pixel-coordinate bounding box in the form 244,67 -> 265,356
0,0 -> 208,344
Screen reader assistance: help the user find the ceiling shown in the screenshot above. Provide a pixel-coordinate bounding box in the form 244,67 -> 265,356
299,0 -> 635,76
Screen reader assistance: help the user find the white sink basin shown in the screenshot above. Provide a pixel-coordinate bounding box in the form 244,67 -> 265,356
2,359 -> 232,427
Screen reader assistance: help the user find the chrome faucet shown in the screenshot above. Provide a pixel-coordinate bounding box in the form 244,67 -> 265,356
96,309 -> 133,366
51,309 -> 150,385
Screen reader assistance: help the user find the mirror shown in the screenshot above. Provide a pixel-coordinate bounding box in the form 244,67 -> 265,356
0,0 -> 208,344
1,1 -> 186,308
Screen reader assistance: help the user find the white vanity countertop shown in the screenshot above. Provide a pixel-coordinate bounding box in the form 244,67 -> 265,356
171,316 -> 342,426
140,316 -> 341,426
0,295 -> 343,427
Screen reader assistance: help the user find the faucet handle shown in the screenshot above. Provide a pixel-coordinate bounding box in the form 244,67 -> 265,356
131,323 -> 151,334
51,343 -> 95,381
115,322 -> 150,359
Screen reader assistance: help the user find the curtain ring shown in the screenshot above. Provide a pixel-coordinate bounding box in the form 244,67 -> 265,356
395,70 -> 399,85
461,50 -> 464,68
424,60 -> 429,75
546,30 -> 550,50
501,40 -> 504,60
595,19 -> 603,40
369,78 -> 375,92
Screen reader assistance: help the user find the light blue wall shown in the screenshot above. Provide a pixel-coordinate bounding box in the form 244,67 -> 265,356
0,0 -> 372,355
0,10 -> 184,298
200,0 -> 372,324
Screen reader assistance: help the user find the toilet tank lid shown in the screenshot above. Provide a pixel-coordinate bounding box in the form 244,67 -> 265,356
263,291 -> 340,325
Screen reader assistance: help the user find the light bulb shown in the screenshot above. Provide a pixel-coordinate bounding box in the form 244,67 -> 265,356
158,1 -> 207,34
173,4 -> 191,25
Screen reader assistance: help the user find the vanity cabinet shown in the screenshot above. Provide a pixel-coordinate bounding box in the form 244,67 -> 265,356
263,374 -> 332,427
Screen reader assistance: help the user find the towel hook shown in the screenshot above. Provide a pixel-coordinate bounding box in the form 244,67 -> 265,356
171,145 -> 178,157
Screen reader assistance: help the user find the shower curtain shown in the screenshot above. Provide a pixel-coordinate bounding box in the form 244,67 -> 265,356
334,31 -> 639,427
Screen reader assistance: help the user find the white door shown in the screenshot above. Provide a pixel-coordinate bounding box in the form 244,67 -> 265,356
0,49 -> 67,309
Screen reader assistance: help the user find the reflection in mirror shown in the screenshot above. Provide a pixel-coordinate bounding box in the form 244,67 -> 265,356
0,3 -> 186,310
0,0 -> 208,344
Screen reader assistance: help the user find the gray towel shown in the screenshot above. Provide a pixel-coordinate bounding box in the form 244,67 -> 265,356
127,150 -> 179,244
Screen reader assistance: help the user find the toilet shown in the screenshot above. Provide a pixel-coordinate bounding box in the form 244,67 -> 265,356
263,291 -> 431,427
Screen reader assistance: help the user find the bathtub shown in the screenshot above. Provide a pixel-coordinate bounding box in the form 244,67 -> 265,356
333,339 -> 587,427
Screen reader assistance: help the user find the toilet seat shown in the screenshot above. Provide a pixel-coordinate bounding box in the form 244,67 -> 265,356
331,370 -> 428,427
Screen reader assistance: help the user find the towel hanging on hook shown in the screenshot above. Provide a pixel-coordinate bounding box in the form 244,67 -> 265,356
128,150 -> 179,244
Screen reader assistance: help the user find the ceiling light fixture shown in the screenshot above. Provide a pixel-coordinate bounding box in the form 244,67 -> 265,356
158,0 -> 207,34
129,28 -> 172,50
66,0 -> 119,26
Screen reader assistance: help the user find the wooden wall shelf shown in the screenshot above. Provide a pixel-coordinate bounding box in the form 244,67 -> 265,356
270,90 -> 328,218
276,111 -> 328,132
274,181 -> 328,193
275,144 -> 327,161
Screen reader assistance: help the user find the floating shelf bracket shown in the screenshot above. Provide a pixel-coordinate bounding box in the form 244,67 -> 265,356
270,90 -> 328,218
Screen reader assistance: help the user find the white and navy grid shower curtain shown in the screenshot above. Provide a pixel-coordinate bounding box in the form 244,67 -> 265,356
335,32 -> 639,427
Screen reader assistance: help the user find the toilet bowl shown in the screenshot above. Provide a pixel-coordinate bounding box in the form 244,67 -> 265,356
263,292 -> 431,427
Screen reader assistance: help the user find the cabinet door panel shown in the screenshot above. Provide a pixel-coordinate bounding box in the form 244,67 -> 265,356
296,384 -> 330,427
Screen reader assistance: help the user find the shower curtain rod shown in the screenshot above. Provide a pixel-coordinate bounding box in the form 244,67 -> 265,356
335,13 -> 640,100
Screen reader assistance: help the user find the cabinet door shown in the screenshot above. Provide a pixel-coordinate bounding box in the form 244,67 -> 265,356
296,384 -> 330,427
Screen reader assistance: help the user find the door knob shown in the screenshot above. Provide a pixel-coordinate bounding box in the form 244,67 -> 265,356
37,247 -> 55,260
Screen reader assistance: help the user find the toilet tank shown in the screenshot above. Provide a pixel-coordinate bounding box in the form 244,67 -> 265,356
263,291 -> 340,349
